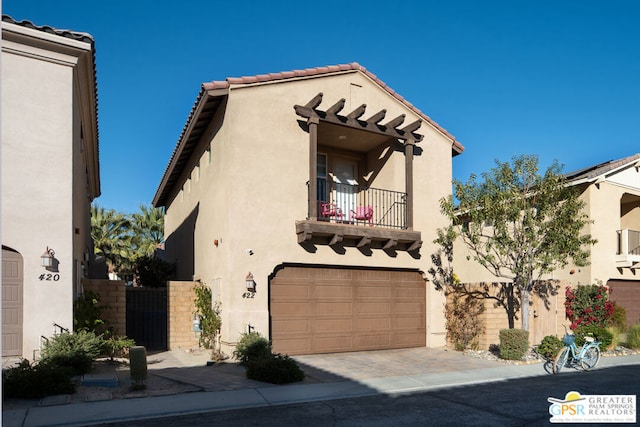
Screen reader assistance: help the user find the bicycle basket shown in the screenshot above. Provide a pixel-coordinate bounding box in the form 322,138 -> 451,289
562,334 -> 575,345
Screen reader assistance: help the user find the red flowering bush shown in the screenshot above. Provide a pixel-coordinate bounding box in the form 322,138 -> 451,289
565,284 -> 614,330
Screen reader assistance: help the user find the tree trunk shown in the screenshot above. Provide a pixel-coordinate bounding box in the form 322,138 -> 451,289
507,283 -> 516,329
521,288 -> 530,331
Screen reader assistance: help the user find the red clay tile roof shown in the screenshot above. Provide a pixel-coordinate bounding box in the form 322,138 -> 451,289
202,62 -> 463,152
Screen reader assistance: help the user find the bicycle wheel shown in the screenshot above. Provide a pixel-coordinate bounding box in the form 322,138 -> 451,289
553,347 -> 570,374
581,346 -> 601,371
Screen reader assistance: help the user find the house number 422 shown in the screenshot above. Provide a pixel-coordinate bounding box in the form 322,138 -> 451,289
38,273 -> 60,281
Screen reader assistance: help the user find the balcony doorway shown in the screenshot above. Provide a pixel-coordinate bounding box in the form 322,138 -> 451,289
333,159 -> 358,220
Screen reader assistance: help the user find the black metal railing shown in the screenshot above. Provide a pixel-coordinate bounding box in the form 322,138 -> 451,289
310,179 -> 407,229
617,229 -> 640,255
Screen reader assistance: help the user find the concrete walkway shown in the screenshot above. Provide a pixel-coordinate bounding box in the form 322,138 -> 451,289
3,348 -> 639,427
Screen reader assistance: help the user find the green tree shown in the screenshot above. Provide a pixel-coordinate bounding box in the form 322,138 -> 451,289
130,204 -> 165,258
91,204 -> 131,275
91,203 -> 165,280
440,154 -> 596,331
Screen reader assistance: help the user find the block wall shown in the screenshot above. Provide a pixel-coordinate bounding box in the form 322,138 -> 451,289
82,279 -> 126,336
167,281 -> 199,349
446,281 -> 571,350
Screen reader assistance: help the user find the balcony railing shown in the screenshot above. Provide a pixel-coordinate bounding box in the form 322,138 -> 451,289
617,229 -> 640,256
310,179 -> 407,229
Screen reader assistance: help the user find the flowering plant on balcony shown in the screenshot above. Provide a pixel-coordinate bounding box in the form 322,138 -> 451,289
564,283 -> 614,330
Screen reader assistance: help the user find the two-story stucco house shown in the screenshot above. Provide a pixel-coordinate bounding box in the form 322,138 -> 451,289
1,16 -> 100,359
452,153 -> 640,347
153,63 -> 463,355
564,154 -> 640,328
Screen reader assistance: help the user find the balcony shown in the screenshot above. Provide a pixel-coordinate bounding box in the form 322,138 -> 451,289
616,229 -> 640,268
296,180 -> 422,252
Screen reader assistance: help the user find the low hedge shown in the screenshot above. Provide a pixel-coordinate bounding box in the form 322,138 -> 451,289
499,328 -> 529,360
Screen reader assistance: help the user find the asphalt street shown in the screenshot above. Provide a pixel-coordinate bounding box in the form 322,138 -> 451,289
102,363 -> 639,427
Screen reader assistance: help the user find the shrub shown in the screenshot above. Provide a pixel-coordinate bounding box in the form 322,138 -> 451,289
134,255 -> 175,288
574,324 -> 613,350
193,282 -> 222,349
537,335 -> 563,359
565,284 -> 614,330
245,353 -> 305,384
233,331 -> 271,365
445,293 -> 484,351
2,359 -> 75,399
40,330 -> 105,375
499,329 -> 529,360
627,324 -> 640,349
102,334 -> 136,361
74,291 -> 109,333
609,303 -> 627,332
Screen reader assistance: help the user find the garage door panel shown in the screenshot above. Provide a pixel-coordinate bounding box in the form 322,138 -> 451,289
357,302 -> 391,314
394,315 -> 425,329
272,318 -> 311,334
394,302 -> 424,314
315,335 -> 353,351
271,302 -> 311,315
270,284 -> 311,298
356,317 -> 391,331
393,332 -> 426,346
354,270 -> 390,281
316,302 -> 352,315
357,334 -> 391,348
315,286 -> 353,299
274,337 -> 312,353
396,287 -> 424,298
271,267 -> 425,355
357,286 -> 392,298
316,318 -> 353,331
314,269 -> 353,281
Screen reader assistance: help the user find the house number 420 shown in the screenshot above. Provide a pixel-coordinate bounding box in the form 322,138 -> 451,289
39,273 -> 60,281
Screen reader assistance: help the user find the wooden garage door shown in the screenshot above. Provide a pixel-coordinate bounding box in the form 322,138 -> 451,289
2,248 -> 23,357
608,280 -> 640,329
270,266 -> 425,355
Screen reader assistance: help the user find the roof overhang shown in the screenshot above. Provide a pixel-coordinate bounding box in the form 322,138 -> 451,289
152,87 -> 228,207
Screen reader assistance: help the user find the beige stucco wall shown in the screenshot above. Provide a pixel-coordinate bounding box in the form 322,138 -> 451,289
1,22 -> 97,359
163,71 -> 456,352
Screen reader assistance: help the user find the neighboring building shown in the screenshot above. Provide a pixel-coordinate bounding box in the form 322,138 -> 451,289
1,16 -> 100,359
452,153 -> 640,347
564,154 -> 640,328
153,63 -> 464,355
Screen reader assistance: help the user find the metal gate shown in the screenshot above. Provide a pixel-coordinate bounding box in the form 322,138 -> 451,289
126,287 -> 167,350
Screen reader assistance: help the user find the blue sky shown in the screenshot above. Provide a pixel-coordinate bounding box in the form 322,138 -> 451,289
4,1 -> 639,214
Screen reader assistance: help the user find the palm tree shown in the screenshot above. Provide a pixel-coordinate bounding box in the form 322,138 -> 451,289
130,204 -> 165,258
91,204 -> 131,276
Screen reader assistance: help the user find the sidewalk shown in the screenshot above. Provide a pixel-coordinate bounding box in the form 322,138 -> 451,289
4,348 -> 640,427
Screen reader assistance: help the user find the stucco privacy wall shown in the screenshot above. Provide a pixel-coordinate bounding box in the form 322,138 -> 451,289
1,20 -> 98,358
162,69 -> 455,352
